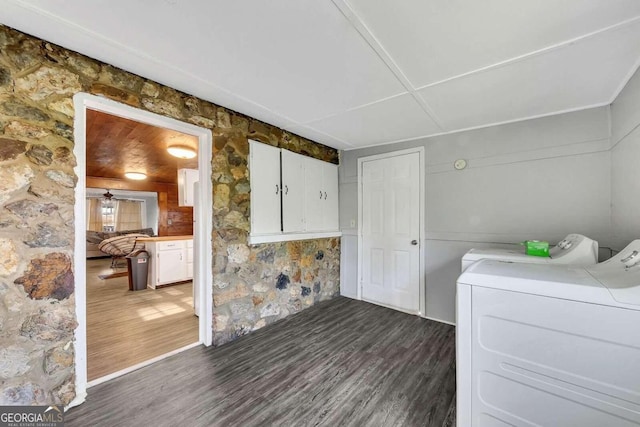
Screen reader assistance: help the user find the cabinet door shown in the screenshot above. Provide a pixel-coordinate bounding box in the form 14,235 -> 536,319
304,157 -> 325,232
249,141 -> 282,235
157,248 -> 186,285
281,150 -> 305,233
322,162 -> 339,231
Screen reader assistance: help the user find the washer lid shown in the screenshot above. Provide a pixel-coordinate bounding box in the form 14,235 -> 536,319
463,248 -> 552,264
458,260 -> 622,307
463,233 -> 598,265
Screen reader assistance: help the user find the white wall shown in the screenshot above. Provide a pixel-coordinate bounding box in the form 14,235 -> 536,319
340,107 -> 612,323
611,67 -> 640,250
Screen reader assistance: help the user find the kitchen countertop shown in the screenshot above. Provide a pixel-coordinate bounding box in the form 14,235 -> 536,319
136,235 -> 193,242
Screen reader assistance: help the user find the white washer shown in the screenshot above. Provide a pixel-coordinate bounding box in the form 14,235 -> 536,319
461,233 -> 599,272
456,240 -> 640,427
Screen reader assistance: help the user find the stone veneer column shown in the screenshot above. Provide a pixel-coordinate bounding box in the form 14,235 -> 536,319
0,25 -> 340,406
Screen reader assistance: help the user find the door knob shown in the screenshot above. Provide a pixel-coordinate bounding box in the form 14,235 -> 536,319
411,240 -> 418,245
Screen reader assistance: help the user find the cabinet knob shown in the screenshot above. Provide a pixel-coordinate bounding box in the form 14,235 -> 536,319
324,191 -> 327,200
275,184 -> 279,195
320,191 -> 323,199
285,185 -> 289,195
411,240 -> 418,245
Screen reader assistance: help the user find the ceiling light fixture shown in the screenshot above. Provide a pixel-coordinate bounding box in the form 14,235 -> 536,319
167,145 -> 197,159
124,172 -> 147,180
102,189 -> 115,209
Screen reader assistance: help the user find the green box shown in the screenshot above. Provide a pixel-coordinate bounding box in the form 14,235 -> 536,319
523,240 -> 550,257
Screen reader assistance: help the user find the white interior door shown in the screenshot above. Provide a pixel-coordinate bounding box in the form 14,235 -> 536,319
361,152 -> 420,313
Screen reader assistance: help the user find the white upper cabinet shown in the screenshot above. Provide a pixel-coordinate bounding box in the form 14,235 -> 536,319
249,140 -> 282,236
322,161 -> 339,231
305,157 -> 339,232
178,168 -> 199,207
304,157 -> 325,232
248,139 -> 341,244
281,149 -> 306,233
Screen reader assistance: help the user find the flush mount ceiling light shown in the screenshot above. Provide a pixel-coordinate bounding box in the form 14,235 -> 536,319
124,172 -> 147,180
167,145 -> 197,159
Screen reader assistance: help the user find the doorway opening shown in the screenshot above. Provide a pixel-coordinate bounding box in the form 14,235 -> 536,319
71,93 -> 213,407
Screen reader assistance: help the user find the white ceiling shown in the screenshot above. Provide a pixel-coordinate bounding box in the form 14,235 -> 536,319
3,0 -> 640,150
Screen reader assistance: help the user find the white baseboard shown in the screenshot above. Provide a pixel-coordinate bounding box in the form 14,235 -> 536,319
422,315 -> 456,326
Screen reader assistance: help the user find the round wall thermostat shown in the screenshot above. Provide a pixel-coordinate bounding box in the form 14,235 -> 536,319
454,159 -> 467,170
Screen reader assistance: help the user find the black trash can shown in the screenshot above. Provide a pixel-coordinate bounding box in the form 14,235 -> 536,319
126,249 -> 150,291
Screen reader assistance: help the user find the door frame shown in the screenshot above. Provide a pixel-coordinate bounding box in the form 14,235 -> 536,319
357,147 -> 426,316
70,93 -> 214,407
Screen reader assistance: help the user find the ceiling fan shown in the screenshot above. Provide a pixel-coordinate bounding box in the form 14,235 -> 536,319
102,189 -> 116,208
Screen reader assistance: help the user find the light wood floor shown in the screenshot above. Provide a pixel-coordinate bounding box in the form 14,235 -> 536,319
69,296 -> 456,426
86,258 -> 199,381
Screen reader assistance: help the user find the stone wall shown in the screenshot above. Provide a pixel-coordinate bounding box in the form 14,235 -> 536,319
0,25 -> 340,406
211,126 -> 340,345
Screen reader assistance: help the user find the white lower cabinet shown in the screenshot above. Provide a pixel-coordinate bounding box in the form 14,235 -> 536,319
158,247 -> 185,285
139,237 -> 194,289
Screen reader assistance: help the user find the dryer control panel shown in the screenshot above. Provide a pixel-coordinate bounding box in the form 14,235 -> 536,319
587,239 -> 640,306
548,233 -> 598,264
620,250 -> 640,269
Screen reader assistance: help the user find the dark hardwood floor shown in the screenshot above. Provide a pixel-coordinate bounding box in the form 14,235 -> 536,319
66,297 -> 456,427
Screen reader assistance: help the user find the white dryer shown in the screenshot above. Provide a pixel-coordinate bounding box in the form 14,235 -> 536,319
456,240 -> 640,427
461,233 -> 598,272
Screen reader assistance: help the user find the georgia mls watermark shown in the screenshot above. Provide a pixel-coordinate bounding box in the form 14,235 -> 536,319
0,405 -> 64,427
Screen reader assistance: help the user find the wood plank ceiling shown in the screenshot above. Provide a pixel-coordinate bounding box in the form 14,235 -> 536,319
86,109 -> 198,184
